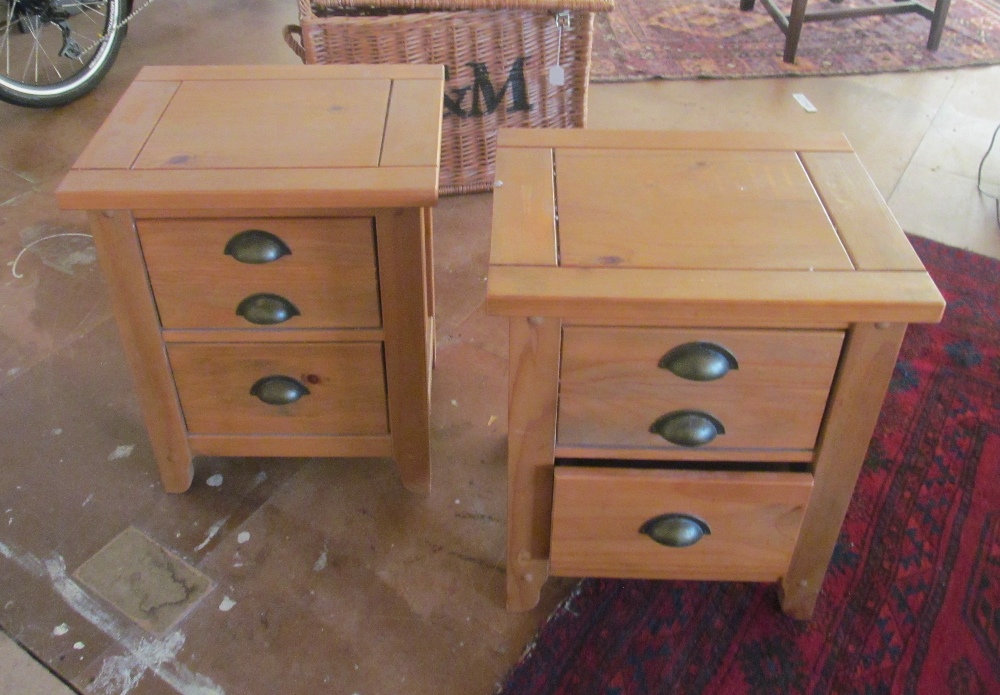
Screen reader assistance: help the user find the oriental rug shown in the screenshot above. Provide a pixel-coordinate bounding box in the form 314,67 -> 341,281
591,0 -> 1000,80
498,235 -> 1000,695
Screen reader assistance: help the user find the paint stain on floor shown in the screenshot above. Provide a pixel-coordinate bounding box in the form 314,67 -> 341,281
73,527 -> 214,635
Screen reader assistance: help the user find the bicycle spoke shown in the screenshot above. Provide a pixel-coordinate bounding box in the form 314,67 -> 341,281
76,3 -> 107,29
2,4 -> 13,76
1,0 -> 126,106
38,37 -> 61,80
26,20 -> 42,83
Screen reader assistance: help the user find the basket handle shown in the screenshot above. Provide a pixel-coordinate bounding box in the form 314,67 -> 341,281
283,24 -> 305,62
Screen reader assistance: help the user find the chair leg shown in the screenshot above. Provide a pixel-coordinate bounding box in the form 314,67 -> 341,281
927,0 -> 953,50
784,0 -> 810,63
740,0 -> 756,10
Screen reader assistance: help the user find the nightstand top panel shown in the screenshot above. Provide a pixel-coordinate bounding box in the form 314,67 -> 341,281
487,129 -> 945,325
554,148 -> 853,271
57,65 -> 444,209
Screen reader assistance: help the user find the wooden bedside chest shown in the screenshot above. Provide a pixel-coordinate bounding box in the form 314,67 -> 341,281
486,129 -> 946,619
57,65 -> 444,495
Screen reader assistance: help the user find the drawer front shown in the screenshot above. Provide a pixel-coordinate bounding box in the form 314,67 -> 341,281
557,327 -> 844,455
550,466 -> 813,581
138,217 -> 381,329
167,343 -> 388,436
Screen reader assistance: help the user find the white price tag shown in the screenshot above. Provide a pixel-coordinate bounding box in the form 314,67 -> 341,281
793,93 -> 818,113
549,11 -> 569,87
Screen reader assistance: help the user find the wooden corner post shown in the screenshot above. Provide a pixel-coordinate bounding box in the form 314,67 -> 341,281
780,322 -> 907,619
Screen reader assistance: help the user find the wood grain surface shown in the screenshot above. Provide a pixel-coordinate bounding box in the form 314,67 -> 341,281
550,466 -> 813,581
138,217 -> 380,330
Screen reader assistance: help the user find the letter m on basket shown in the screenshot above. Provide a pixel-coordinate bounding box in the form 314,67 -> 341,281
444,59 -> 532,118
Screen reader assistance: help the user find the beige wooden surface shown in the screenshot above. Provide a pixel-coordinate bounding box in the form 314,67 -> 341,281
138,217 -> 380,329
488,128 -> 945,617
499,166 -> 567,611
550,467 -> 813,581
424,208 -> 436,321
135,64 -> 446,82
487,266 -> 945,325
167,342 -> 388,436
60,63 -> 442,496
161,328 -> 385,344
781,323 -> 908,619
424,210 -> 437,370
381,78 -> 445,170
0,632 -> 77,695
376,208 -> 432,494
56,65 -> 443,211
88,211 -> 193,493
800,152 -> 926,271
562,327 -> 844,385
132,207 -> 384,220
553,444 -> 815,463
506,316 -> 562,612
189,434 -> 393,459
496,128 -> 853,152
558,386 -> 831,453
558,327 -> 843,453
555,149 -> 853,271
57,168 -> 440,210
490,147 -> 558,266
72,80 -> 179,170
134,80 -> 389,170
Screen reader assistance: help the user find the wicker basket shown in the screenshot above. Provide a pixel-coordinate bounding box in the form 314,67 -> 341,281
285,0 -> 612,194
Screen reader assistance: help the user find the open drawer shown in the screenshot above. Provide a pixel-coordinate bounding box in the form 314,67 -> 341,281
549,465 -> 813,582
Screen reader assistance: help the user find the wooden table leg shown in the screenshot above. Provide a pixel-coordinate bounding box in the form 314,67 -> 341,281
423,207 -> 437,369
780,322 -> 907,619
927,0 -> 953,50
784,0 -> 810,62
506,316 -> 561,612
376,208 -> 431,494
89,211 -> 193,493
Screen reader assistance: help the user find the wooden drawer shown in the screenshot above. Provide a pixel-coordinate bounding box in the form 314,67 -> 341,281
138,217 -> 381,329
557,327 -> 843,457
549,466 -> 813,581
167,342 -> 388,436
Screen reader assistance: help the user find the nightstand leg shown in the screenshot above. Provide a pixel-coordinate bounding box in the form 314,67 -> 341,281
506,316 -> 561,611
376,208 -> 431,494
781,322 -> 907,619
88,211 -> 193,493
423,207 -> 437,369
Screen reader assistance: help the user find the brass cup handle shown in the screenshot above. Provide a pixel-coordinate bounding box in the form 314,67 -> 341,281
224,229 -> 291,264
658,342 -> 738,381
650,410 -> 725,447
236,293 -> 300,325
640,513 -> 711,548
250,376 -> 310,405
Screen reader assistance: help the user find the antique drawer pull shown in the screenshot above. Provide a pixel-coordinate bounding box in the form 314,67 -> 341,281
650,410 -> 725,447
640,513 -> 711,548
250,376 -> 310,405
236,293 -> 300,325
224,229 -> 291,264
658,342 -> 738,381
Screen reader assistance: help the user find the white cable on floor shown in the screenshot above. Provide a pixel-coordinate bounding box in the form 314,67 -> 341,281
978,122 -> 1000,231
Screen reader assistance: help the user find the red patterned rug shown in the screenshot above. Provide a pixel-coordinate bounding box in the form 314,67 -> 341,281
592,0 -> 1000,80
498,235 -> 1000,694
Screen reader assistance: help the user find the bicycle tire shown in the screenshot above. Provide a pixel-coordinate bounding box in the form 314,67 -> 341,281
0,0 -> 129,108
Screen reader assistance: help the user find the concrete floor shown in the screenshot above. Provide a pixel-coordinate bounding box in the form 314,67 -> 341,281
1,1 -> 998,693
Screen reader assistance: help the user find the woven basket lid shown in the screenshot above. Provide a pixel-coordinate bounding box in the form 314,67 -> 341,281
310,0 -> 614,12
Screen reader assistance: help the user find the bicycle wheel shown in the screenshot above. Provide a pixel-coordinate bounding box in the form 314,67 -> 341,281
0,0 -> 128,108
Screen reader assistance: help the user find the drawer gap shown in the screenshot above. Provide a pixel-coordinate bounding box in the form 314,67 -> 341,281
555,457 -> 809,475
